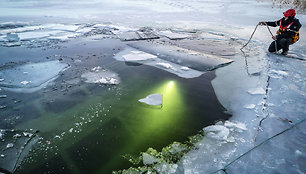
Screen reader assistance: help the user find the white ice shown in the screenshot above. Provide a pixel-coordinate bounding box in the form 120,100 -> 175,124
122,51 -> 157,61
139,94 -> 163,106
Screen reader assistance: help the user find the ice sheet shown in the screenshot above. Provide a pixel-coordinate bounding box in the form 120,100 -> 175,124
114,47 -> 205,78
128,41 -> 233,72
0,60 -> 68,92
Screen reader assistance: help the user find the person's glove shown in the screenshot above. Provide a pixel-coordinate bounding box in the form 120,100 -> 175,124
258,22 -> 266,26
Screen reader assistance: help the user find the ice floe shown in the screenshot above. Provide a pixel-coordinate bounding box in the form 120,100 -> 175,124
115,47 -> 219,78
139,94 -> 163,106
81,67 -> 120,85
122,50 -> 157,61
0,60 -> 68,93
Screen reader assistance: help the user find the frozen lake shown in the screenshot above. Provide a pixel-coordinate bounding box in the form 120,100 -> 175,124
0,0 -> 305,174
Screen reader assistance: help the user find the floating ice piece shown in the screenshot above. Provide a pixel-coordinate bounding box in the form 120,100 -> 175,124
143,153 -> 161,165
6,143 -> 14,149
0,60 -> 68,93
81,69 -> 120,85
243,104 -> 256,109
0,105 -> 7,109
45,24 -> 79,32
139,94 -> 163,106
6,33 -> 20,42
18,30 -> 62,40
23,132 -> 33,137
156,62 -> 176,71
181,66 -> 190,71
21,81 -> 30,85
0,79 -> 4,82
159,30 -> 191,40
203,125 -> 230,141
13,134 -> 21,139
0,95 -> 7,98
247,87 -> 266,95
122,51 -> 157,61
117,28 -> 159,41
1,42 -> 21,47
0,25 -> 45,35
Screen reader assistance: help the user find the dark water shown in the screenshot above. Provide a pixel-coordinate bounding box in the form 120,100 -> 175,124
1,38 -> 230,174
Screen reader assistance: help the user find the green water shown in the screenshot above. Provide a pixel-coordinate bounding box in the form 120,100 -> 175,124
13,63 -> 229,173
1,39 -> 229,173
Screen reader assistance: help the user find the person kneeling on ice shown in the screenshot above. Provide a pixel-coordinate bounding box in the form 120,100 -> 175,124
258,9 -> 302,55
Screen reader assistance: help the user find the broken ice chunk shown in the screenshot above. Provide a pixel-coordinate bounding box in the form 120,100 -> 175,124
0,95 -> 7,98
122,51 -> 157,61
203,125 -> 230,141
247,87 -> 266,95
6,143 -> 14,149
21,81 -> 30,85
139,94 -> 163,106
13,134 -> 21,139
143,153 -> 161,165
269,69 -> 289,79
0,61 -> 68,93
6,33 -> 20,42
156,62 -> 176,71
181,66 -> 190,71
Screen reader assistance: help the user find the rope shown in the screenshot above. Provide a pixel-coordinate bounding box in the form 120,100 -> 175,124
266,25 -> 278,53
210,117 -> 306,174
241,23 -> 276,51
240,24 -> 259,50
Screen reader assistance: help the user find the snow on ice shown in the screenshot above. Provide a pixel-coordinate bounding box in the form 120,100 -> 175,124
81,67 -> 120,85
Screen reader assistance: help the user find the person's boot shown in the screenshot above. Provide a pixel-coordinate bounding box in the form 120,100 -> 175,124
281,50 -> 288,55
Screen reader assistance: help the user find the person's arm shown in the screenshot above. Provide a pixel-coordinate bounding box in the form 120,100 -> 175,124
259,19 -> 281,27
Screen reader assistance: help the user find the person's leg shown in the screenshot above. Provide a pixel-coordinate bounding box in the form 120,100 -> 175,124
268,41 -> 281,52
279,38 -> 290,55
